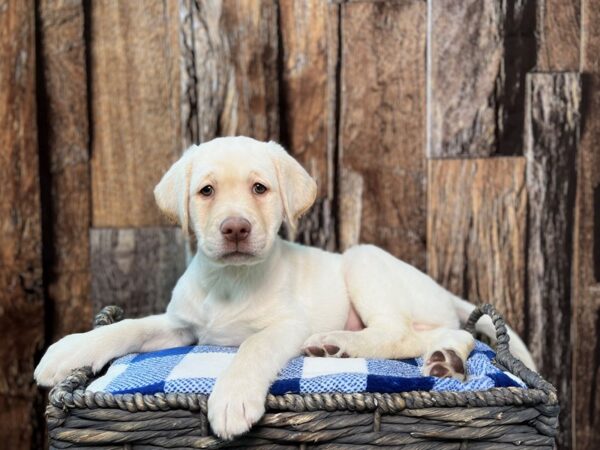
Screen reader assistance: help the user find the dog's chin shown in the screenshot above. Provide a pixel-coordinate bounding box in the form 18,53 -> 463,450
216,251 -> 261,266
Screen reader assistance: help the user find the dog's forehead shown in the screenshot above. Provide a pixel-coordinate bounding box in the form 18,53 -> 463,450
188,140 -> 276,182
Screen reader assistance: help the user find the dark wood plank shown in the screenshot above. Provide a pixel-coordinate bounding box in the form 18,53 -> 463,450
428,0 -> 536,157
90,228 -> 186,318
38,0 -> 92,339
0,1 -> 43,446
184,0 -> 279,144
536,0 -> 580,71
90,0 -> 182,227
502,0 -> 537,154
426,158 -> 527,337
338,0 -> 427,270
574,4 -> 600,447
279,0 -> 337,249
524,72 -> 581,450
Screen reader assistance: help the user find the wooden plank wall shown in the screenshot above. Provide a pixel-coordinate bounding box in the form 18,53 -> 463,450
0,0 -> 598,448
0,1 -> 44,448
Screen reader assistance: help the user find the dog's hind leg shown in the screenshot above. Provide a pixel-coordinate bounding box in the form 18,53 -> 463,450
303,245 -> 474,381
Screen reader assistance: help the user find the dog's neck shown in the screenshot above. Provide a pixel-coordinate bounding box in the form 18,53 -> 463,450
192,238 -> 282,299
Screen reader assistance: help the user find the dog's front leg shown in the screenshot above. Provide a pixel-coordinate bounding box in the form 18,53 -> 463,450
35,314 -> 195,386
208,319 -> 309,440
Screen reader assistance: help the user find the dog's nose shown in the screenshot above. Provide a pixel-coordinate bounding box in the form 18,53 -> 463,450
220,217 -> 252,242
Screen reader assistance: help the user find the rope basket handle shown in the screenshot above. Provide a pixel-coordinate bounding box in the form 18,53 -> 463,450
94,305 -> 124,328
463,303 -> 556,394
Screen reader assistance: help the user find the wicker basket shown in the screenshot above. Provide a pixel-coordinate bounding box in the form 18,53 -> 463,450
46,304 -> 558,449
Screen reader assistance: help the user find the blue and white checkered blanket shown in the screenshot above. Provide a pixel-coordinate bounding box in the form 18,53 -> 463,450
87,341 -> 526,395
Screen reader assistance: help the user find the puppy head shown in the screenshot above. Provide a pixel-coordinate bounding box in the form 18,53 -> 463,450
154,137 -> 316,265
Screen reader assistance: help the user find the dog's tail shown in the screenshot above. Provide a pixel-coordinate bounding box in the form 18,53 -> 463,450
452,297 -> 537,371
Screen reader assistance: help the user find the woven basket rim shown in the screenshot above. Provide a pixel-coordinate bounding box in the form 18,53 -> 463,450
46,304 -> 558,423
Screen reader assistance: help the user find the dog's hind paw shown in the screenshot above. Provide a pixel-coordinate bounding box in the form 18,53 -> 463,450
302,332 -> 350,358
423,348 -> 466,381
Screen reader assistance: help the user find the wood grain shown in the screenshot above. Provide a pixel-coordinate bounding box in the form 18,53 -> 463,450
90,0 -> 182,227
573,3 -> 600,447
524,72 -> 581,450
427,0 -> 503,158
279,0 -> 337,250
38,0 -> 92,339
537,0 -> 580,71
90,228 -> 186,318
338,0 -> 427,270
0,1 -> 43,447
184,0 -> 279,144
502,0 -> 536,154
427,158 -> 527,337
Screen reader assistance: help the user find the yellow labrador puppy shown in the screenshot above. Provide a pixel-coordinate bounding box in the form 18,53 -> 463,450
35,136 -> 535,439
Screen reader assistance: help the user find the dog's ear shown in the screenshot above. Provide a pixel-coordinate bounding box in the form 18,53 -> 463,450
154,148 -> 194,236
268,141 -> 317,235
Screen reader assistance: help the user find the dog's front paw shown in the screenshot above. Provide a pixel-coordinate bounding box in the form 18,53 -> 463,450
34,332 -> 107,386
423,348 -> 466,381
208,376 -> 266,440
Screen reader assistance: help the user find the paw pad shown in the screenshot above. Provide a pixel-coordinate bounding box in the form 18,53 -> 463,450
303,344 -> 349,358
424,348 -> 466,381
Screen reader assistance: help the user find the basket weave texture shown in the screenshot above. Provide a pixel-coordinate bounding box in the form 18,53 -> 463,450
46,304 -> 558,449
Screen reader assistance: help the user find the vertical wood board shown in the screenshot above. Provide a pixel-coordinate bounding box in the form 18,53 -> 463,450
38,0 -> 92,339
573,2 -> 600,447
427,158 -> 527,336
427,0 -> 503,158
525,71 -> 581,450
90,0 -> 182,227
0,1 -> 44,447
185,0 -> 279,144
537,0 -> 580,71
90,228 -> 186,318
339,0 -> 427,270
280,0 -> 337,249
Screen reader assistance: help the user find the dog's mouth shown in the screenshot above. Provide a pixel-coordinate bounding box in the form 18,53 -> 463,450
217,248 -> 258,263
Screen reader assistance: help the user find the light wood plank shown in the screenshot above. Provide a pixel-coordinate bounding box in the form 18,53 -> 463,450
0,1 -> 43,446
90,228 -> 186,318
279,0 -> 337,249
537,0 -> 580,71
525,72 -> 581,450
90,0 -> 182,227
186,0 -> 279,144
427,158 -> 527,337
338,0 -> 427,270
427,0 -> 503,158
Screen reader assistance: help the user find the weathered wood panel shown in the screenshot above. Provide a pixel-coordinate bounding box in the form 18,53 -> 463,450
279,0 -> 337,249
427,158 -> 527,336
90,228 -> 186,318
38,0 -> 92,339
537,0 -> 580,71
573,3 -> 600,447
525,72 -> 581,450
183,0 -> 278,145
502,0 -> 537,153
0,1 -> 43,447
427,0 -> 503,158
90,0 -> 182,227
428,0 -> 536,158
338,0 -> 427,270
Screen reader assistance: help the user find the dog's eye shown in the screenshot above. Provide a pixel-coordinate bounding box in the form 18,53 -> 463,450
199,185 -> 214,196
252,183 -> 268,195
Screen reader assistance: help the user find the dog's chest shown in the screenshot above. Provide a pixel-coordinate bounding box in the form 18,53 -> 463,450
189,290 -> 272,346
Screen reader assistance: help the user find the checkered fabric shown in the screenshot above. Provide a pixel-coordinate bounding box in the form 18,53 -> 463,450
87,341 -> 526,395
